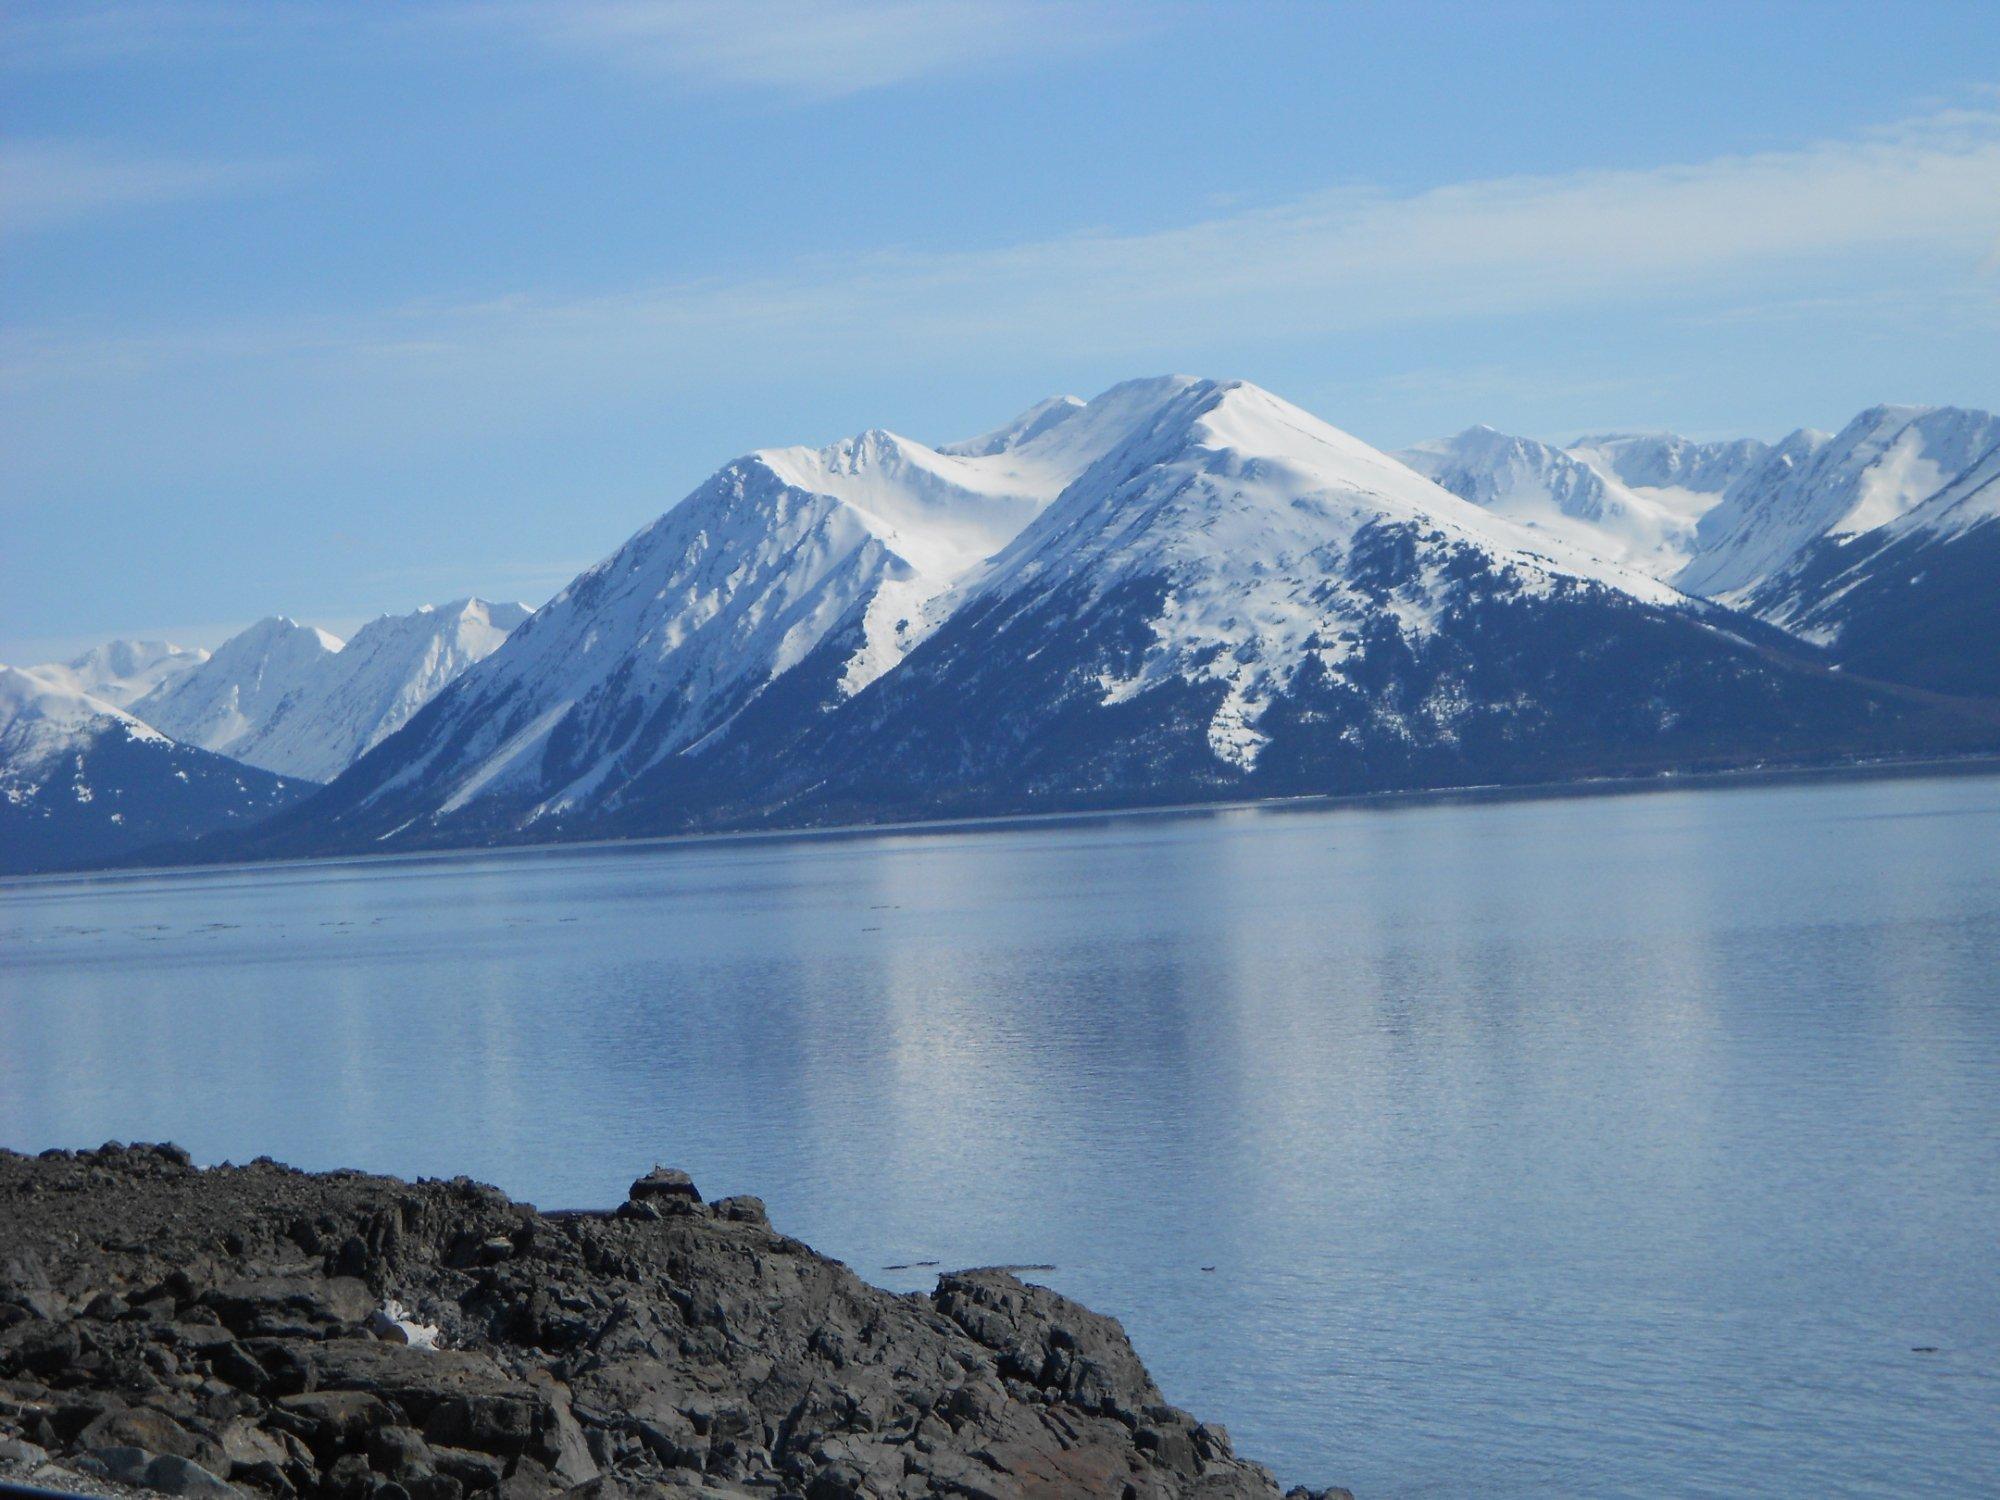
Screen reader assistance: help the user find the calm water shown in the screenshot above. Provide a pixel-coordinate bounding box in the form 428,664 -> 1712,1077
3,773 -> 1997,1497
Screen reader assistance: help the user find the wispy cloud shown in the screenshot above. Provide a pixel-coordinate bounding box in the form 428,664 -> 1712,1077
483,0 -> 1144,98
351,101 -> 2000,359
6,102 -> 1998,384
0,140 -> 294,235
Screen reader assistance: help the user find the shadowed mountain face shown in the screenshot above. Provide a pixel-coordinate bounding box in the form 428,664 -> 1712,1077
0,666 -> 303,874
1743,441 -> 2000,698
1407,404 -> 2000,704
201,379 -> 1999,862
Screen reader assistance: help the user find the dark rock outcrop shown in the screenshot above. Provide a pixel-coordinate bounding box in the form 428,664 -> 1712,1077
0,1144 -> 1349,1500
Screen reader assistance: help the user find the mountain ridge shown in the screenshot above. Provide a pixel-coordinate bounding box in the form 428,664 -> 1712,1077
195,376 -> 2000,865
129,599 -> 530,783
0,665 -> 302,874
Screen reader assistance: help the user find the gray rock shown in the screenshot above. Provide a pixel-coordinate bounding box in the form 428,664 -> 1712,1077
79,1405 -> 201,1461
145,1452 -> 244,1498
201,1278 -> 373,1338
710,1197 -> 768,1227
0,1435 -> 50,1466
626,1167 -> 700,1205
80,1442 -> 157,1485
0,1142 -> 1349,1499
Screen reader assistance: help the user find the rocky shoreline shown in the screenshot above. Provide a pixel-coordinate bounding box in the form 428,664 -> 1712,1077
0,1145 -> 1348,1500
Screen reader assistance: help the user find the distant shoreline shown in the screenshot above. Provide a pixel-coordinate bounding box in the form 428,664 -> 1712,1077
8,750 -> 1998,892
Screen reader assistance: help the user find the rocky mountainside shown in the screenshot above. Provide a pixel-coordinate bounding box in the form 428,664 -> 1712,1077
0,666 -> 302,875
131,603 -> 530,784
0,1144 -> 1346,1500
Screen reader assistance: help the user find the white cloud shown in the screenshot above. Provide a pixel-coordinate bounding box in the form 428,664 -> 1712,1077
490,0 -> 1141,98
359,101 -> 2000,361
0,141 -> 292,235
5,103 -> 1998,384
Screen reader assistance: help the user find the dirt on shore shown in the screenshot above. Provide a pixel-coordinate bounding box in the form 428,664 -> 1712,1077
0,1144 -> 1348,1500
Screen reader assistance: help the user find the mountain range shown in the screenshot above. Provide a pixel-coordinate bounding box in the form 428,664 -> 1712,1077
1,599 -> 529,870
1402,403 -> 2000,697
132,599 -> 531,782
6,377 -> 1997,874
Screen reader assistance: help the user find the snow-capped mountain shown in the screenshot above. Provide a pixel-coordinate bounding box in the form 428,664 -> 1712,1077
645,379 -> 1980,829
276,380 -> 1194,838
131,616 -> 344,772
227,377 -> 1995,859
0,665 -> 300,874
1739,435 -> 2000,696
1676,405 -> 2000,602
1566,432 -> 1770,500
1397,426 -> 1712,575
29,639 -> 210,709
130,600 -> 529,782
1400,406 -> 2000,700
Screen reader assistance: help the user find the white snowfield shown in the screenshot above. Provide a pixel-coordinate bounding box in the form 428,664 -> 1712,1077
1404,403 -> 2000,615
0,664 -> 167,803
28,639 -> 209,710
131,600 -> 530,783
1679,405 -> 2000,601
1398,426 -> 1735,576
363,375 -> 1701,819
964,381 -> 1687,767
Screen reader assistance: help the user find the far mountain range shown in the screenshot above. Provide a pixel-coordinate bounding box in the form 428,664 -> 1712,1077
5,378 -> 1996,874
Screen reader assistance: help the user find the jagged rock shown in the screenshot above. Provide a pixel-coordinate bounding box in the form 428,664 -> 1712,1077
78,1406 -> 203,1462
143,1453 -> 244,1498
710,1197 -> 767,1227
626,1167 -> 700,1206
0,1143 -> 1346,1499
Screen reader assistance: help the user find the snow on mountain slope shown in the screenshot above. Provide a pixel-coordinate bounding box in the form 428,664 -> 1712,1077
0,665 -> 300,873
214,375 -> 2000,862
1675,406 -> 2000,601
2,664 -> 167,768
127,602 -> 528,782
307,379 -> 1200,833
1398,426 -> 1710,575
630,379 -> 1990,833
236,599 -> 531,782
1736,436 -> 2000,696
1566,432 -> 1770,500
131,616 -> 344,770
938,395 -> 1085,457
941,384 -> 1685,768
31,640 -> 209,709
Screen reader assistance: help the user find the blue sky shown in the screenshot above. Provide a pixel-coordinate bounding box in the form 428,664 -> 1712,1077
4,0 -> 1999,661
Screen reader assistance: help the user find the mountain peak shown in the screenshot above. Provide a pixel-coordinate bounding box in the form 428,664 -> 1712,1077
126,598 -> 526,783
939,395 -> 1086,458
1,663 -> 167,766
